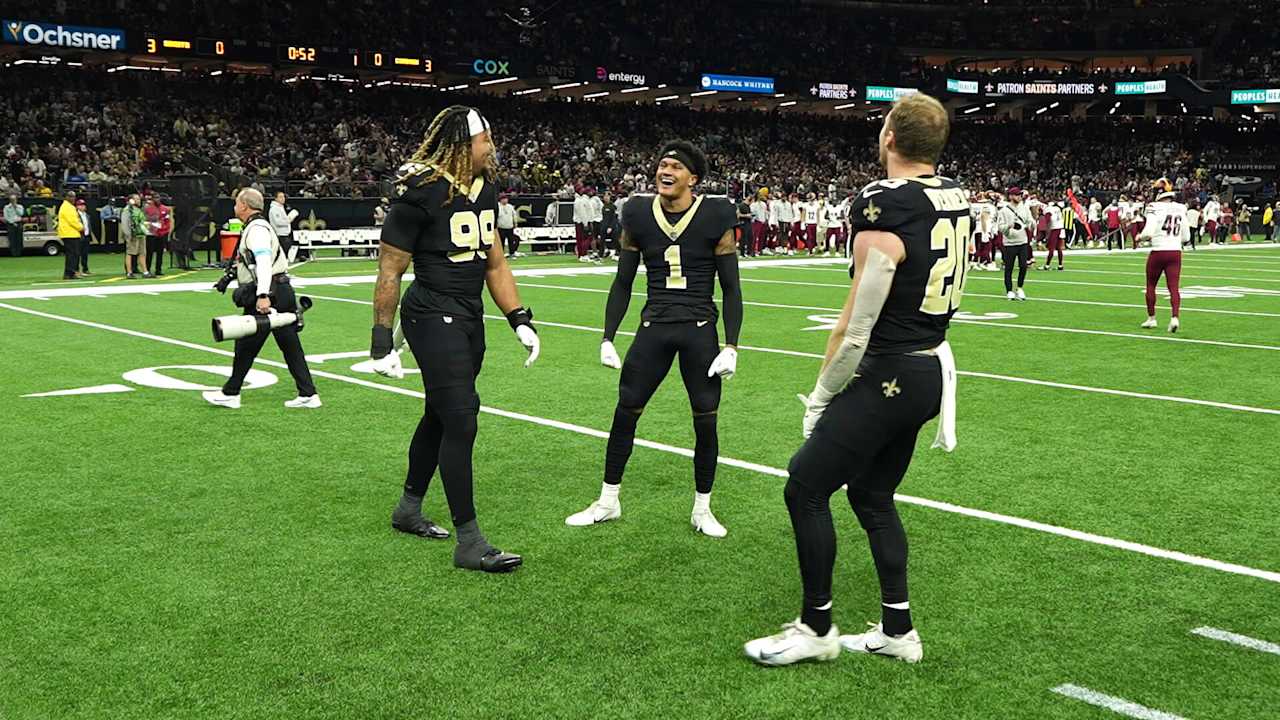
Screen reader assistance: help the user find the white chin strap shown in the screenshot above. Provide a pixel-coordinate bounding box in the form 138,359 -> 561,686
466,109 -> 490,137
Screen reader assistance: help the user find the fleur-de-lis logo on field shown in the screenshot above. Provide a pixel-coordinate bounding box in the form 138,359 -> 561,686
298,210 -> 327,231
863,200 -> 881,223
882,378 -> 901,398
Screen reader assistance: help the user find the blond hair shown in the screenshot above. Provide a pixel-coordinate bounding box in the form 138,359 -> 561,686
887,93 -> 950,166
402,105 -> 496,203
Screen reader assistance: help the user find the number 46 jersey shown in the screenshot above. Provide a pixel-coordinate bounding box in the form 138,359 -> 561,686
380,164 -> 497,319
850,175 -> 970,355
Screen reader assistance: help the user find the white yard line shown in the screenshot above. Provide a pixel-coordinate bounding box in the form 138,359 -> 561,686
510,283 -> 1280,351
1050,685 -> 1188,720
5,300 -> 1280,587
772,264 -> 1280,287
300,293 -> 1280,415
1189,627 -> 1280,656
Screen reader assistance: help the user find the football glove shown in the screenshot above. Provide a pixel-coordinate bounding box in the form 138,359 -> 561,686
797,392 -> 829,440
600,340 -> 623,370
370,351 -> 405,380
707,347 -> 738,379
515,325 -> 539,367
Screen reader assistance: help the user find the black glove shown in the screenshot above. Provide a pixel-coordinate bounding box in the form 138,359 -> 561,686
371,325 -> 393,359
506,306 -> 535,332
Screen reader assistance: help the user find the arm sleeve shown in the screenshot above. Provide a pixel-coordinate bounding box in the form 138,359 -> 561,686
715,252 -> 743,346
379,202 -> 426,253
813,248 -> 897,404
603,249 -> 639,342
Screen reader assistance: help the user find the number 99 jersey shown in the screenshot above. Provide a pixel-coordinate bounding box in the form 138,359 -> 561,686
850,175 -> 970,355
380,164 -> 496,319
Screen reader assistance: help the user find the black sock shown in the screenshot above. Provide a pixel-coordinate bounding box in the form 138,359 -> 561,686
604,405 -> 640,485
692,412 -> 718,494
882,603 -> 913,637
784,476 -> 836,637
404,406 -> 443,496
394,491 -> 424,519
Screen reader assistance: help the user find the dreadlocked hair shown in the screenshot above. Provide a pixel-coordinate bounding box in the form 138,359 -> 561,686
401,105 -> 496,203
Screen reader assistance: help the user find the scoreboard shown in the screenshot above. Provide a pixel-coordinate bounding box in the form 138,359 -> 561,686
142,35 -> 432,72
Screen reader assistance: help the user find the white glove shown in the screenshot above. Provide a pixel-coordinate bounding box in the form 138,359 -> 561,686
600,340 -> 622,370
515,324 -> 540,367
707,347 -> 738,379
370,350 -> 405,380
797,393 -> 829,440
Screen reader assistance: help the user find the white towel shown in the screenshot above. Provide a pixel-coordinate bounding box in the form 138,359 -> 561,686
930,341 -> 958,452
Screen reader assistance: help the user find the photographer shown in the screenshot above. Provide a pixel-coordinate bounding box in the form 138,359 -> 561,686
203,189 -> 319,410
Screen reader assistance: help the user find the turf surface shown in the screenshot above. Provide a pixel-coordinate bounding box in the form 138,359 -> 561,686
3,245 -> 1278,719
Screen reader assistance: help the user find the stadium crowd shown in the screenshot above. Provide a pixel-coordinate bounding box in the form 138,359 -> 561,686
0,67 -> 1273,214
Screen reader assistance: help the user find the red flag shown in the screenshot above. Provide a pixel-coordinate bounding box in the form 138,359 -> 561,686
1066,189 -> 1093,238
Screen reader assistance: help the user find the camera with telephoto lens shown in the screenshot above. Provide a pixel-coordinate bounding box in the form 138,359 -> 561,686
213,261 -> 237,294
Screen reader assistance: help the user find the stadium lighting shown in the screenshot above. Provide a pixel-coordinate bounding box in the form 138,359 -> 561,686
833,102 -> 856,110
620,86 -> 649,93
552,81 -> 585,90
445,84 -> 470,91
583,91 -> 610,99
209,70 -> 223,77
778,101 -> 797,107
657,84 -> 668,89
984,102 -> 995,108
1035,106 -> 1048,115
1049,102 -> 1060,109
691,90 -> 718,97
963,105 -> 982,114
655,94 -> 679,102
1108,106 -> 1117,115
774,93 -> 786,98
478,76 -> 519,86
514,88 -> 543,96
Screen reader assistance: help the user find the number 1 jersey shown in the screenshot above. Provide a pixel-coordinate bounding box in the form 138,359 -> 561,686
621,194 -> 737,324
849,175 -> 970,355
380,165 -> 496,318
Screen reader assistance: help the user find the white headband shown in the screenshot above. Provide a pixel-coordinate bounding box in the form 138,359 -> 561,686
466,109 -> 490,137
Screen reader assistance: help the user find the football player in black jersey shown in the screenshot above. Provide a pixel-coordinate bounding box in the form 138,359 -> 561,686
746,93 -> 965,665
564,140 -> 743,537
369,106 -> 540,573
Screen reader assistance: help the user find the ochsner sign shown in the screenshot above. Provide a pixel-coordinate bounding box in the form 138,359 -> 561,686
596,67 -> 646,86
2,20 -> 124,50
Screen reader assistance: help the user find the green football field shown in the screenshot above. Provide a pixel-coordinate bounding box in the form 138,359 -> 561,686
3,245 -> 1279,719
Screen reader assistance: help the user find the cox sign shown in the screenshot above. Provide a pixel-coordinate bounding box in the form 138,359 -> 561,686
2,19 -> 124,50
472,58 -> 511,76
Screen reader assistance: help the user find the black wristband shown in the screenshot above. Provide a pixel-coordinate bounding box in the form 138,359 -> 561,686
371,325 -> 393,359
506,307 -> 535,332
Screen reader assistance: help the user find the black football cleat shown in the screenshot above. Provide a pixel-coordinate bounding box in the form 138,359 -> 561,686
454,544 -> 523,573
391,513 -> 450,540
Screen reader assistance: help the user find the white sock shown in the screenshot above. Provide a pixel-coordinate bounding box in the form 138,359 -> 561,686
693,491 -> 712,513
599,482 -> 620,505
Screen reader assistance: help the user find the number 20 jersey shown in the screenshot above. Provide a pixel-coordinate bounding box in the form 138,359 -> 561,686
849,175 -> 970,355
380,166 -> 496,319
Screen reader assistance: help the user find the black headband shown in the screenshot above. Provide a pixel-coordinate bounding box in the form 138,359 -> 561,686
659,148 -> 699,178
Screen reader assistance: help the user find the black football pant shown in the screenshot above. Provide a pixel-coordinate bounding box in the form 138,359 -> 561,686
402,313 -> 486,527
62,237 -> 80,278
785,352 -> 942,637
221,279 -> 316,398
1002,244 -> 1029,291
604,320 -> 722,493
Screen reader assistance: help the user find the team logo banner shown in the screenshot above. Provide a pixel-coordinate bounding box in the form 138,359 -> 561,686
946,79 -> 979,94
808,82 -> 855,100
1230,88 -> 1280,105
1114,80 -> 1167,95
865,85 -> 918,102
3,20 -> 124,49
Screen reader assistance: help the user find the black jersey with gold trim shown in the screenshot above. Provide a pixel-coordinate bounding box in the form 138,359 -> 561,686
621,194 -> 736,324
380,164 -> 497,318
849,175 -> 970,354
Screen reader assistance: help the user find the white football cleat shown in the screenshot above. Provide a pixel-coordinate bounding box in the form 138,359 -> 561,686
1006,291 -> 1016,300
202,390 -> 241,409
839,622 -> 923,663
1015,288 -> 1027,301
1168,317 -> 1180,333
691,508 -> 727,538
1140,317 -> 1157,329
744,619 -> 841,667
565,501 -> 621,527
284,395 -> 322,409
